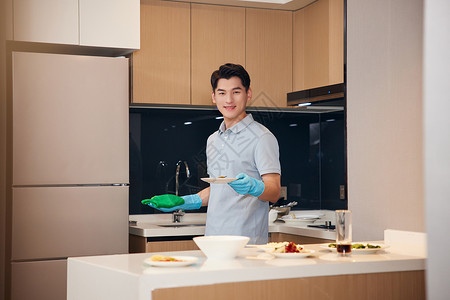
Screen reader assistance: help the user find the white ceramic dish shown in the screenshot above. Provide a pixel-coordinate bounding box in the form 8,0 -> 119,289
282,219 -> 316,225
281,213 -> 325,221
320,243 -> 389,254
295,213 -> 325,219
143,256 -> 198,267
194,235 -> 250,260
201,177 -> 237,184
272,250 -> 315,259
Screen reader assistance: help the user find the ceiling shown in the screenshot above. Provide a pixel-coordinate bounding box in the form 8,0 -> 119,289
164,0 -> 317,11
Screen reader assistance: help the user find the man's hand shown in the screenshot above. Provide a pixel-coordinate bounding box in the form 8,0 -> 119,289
228,173 -> 265,197
142,194 -> 202,212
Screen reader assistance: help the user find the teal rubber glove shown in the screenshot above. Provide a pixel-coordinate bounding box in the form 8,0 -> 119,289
228,173 -> 265,197
146,194 -> 202,212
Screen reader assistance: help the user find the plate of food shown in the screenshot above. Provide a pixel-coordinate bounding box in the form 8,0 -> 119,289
144,255 -> 199,267
321,243 -> 389,253
258,242 -> 314,258
201,177 -> 237,184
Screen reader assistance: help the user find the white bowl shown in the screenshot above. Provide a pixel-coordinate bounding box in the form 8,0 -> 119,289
193,235 -> 250,260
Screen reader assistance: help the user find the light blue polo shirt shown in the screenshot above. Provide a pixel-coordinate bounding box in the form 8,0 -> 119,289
204,114 -> 281,244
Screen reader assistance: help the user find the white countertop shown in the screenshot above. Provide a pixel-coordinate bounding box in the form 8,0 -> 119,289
129,211 -> 336,240
67,232 -> 426,300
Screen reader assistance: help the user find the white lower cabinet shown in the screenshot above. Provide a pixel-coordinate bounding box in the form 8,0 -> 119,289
11,260 -> 67,300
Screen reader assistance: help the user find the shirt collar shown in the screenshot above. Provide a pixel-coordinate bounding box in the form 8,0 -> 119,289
218,114 -> 254,134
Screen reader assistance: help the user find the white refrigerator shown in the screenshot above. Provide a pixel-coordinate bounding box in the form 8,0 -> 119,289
9,52 -> 129,300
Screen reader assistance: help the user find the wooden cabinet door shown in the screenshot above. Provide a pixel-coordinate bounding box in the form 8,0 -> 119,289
245,8 -> 292,108
132,0 -> 190,104
293,0 -> 344,91
269,232 -> 334,244
191,4 -> 246,106
129,235 -> 200,253
13,0 -> 78,44
79,0 -> 140,49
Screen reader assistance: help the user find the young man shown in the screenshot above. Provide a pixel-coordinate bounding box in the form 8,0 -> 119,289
148,63 -> 281,244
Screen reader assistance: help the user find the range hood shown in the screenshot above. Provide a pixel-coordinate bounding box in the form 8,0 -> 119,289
287,83 -> 345,110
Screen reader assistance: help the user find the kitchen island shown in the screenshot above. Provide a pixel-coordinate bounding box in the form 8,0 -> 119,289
67,230 -> 426,300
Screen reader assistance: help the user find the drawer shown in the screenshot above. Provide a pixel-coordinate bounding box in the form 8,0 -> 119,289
11,259 -> 67,300
12,186 -> 128,260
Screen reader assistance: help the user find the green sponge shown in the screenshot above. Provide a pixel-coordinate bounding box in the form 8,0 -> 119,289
141,194 -> 185,208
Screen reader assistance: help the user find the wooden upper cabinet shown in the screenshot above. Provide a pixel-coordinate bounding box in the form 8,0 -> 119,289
132,0 -> 190,104
293,0 -> 344,91
328,0 -> 344,85
191,4 -> 245,106
245,8 -> 292,108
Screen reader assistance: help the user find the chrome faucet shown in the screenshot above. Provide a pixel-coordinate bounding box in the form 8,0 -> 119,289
173,161 -> 190,222
175,160 -> 190,196
172,209 -> 185,223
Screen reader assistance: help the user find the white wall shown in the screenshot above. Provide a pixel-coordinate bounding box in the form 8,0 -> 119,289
347,0 -> 424,240
424,1 -> 450,299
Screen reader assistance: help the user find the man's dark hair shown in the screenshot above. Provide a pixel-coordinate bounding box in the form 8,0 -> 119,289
210,63 -> 251,92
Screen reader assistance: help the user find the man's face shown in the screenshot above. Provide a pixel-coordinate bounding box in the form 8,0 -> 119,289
212,76 -> 252,128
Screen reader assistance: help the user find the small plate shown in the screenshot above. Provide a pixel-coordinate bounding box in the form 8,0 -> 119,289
282,219 -> 316,225
201,177 -> 237,184
272,250 -> 315,259
143,256 -> 199,267
281,213 -> 324,221
320,243 -> 389,254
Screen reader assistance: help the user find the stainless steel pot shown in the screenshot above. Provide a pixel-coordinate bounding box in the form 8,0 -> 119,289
270,201 -> 298,218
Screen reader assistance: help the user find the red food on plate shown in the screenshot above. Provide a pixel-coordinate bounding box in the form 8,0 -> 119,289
285,242 -> 302,253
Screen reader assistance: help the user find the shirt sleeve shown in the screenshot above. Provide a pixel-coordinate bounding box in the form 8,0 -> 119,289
254,132 -> 281,176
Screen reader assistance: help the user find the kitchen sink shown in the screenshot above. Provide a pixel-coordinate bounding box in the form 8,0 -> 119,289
157,224 -> 205,228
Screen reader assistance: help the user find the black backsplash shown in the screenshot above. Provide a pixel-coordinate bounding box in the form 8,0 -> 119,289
129,106 -> 347,215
